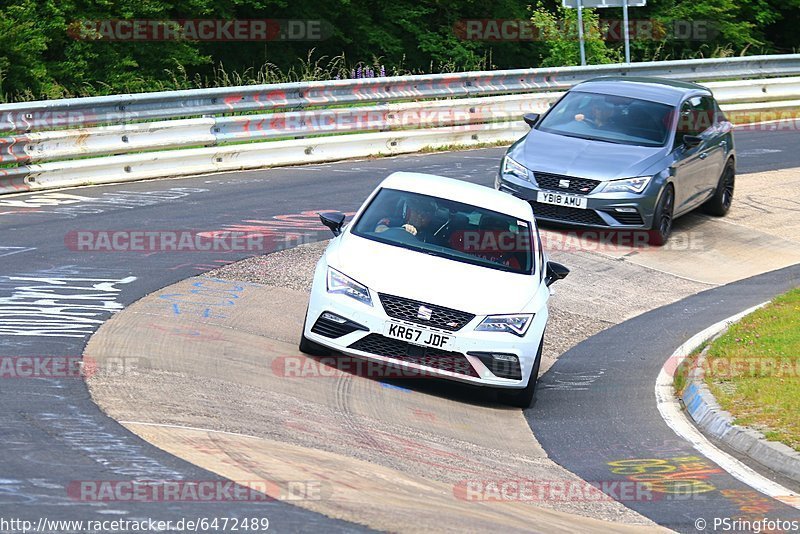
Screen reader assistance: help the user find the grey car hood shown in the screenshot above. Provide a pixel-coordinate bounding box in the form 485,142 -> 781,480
514,129 -> 667,181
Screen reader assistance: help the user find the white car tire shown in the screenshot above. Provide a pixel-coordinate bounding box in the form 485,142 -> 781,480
497,337 -> 543,408
299,313 -> 331,356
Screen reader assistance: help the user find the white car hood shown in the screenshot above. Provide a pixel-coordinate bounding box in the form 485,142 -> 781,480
326,233 -> 538,315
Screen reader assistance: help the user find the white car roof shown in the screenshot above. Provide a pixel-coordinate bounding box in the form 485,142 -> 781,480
378,172 -> 535,221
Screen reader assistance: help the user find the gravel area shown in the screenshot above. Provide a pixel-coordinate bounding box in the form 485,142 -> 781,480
207,240 -> 613,365
208,239 -> 708,374
210,240 -> 327,292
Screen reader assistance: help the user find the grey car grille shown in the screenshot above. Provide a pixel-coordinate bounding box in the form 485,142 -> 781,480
534,172 -> 601,195
530,202 -> 607,226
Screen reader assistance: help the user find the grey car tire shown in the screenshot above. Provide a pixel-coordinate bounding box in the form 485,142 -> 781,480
649,184 -> 675,247
702,160 -> 735,217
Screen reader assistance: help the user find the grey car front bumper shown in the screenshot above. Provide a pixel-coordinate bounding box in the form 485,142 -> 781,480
496,172 -> 661,230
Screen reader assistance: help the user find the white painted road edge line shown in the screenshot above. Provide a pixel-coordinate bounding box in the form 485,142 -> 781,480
655,302 -> 800,510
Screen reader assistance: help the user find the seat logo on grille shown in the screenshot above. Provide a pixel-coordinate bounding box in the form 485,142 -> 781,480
417,305 -> 432,320
558,179 -> 570,188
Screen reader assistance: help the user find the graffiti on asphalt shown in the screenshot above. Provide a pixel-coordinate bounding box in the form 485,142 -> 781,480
160,278 -> 245,319
607,456 -> 721,495
0,266 -> 136,338
0,188 -> 208,218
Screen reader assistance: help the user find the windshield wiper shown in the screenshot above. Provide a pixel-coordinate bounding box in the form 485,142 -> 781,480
546,129 -> 650,146
592,137 -> 629,145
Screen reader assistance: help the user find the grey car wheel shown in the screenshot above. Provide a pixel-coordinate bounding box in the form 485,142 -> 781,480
649,184 -> 675,247
702,160 -> 735,216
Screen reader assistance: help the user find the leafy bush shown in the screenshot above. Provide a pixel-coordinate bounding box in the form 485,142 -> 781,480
0,0 -> 795,102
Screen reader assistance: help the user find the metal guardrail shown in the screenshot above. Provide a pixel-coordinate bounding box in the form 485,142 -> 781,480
3,55 -> 800,132
2,55 -> 800,195
0,93 -> 563,164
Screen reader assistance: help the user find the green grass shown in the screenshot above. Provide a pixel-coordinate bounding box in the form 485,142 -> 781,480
2,50 -> 499,103
419,140 -> 512,153
673,341 -> 710,396
703,288 -> 800,452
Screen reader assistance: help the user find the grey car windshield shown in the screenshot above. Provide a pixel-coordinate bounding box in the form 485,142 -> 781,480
537,91 -> 673,147
352,188 -> 534,275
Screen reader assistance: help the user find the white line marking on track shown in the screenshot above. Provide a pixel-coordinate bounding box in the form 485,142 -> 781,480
0,246 -> 36,258
655,303 -> 800,509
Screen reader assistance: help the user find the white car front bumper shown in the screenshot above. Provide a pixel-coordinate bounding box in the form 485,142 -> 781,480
304,266 -> 548,389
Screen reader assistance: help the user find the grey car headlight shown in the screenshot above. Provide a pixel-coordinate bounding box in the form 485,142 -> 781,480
502,156 -> 530,181
475,314 -> 533,336
327,267 -> 373,306
602,176 -> 652,194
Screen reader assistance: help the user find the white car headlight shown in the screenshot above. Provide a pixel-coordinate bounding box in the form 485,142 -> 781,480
602,176 -> 651,194
326,267 -> 372,306
475,314 -> 533,336
502,156 -> 529,181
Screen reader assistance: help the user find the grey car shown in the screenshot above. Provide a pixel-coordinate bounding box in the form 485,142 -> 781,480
495,77 -> 735,245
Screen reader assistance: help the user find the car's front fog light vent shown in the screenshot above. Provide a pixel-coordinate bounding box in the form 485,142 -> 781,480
321,312 -> 347,323
603,208 -> 644,226
469,352 -> 522,380
311,312 -> 367,338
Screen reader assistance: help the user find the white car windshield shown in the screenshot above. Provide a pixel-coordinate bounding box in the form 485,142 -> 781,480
537,91 -> 673,147
351,188 -> 535,275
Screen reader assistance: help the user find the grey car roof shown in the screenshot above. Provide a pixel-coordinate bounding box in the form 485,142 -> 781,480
571,76 -> 710,105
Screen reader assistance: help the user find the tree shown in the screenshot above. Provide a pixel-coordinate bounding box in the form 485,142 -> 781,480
530,3 -> 620,66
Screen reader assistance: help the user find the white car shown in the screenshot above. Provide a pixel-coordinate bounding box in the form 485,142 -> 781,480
300,172 -> 569,407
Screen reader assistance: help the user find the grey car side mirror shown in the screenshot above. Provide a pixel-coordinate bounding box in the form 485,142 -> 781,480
523,113 -> 540,128
683,135 -> 702,148
545,261 -> 570,287
319,212 -> 346,236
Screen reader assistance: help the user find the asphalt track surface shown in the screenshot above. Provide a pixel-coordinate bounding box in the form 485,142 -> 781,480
527,264 -> 800,532
0,126 -> 798,529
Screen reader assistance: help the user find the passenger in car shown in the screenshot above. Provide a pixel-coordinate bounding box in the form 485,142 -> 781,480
468,215 -> 523,271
